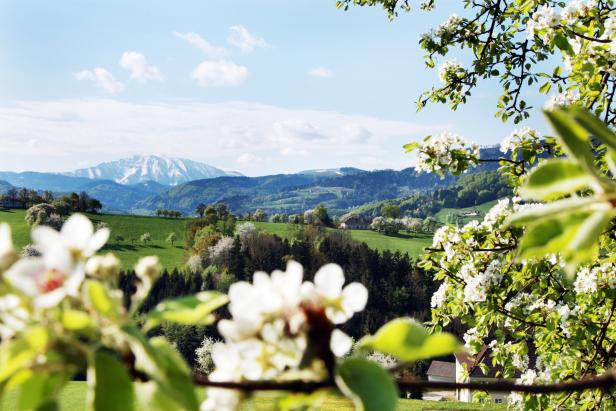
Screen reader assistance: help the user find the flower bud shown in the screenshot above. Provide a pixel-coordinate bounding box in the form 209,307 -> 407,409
135,256 -> 161,283
0,223 -> 18,272
85,253 -> 121,280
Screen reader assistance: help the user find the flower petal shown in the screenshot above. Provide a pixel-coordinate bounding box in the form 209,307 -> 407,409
330,329 -> 353,357
61,214 -> 93,249
342,282 -> 369,314
314,263 -> 345,298
5,258 -> 45,296
34,288 -> 66,309
87,227 -> 110,255
31,226 -> 61,252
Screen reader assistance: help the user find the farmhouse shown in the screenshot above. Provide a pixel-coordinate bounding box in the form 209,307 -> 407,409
426,346 -> 512,404
339,215 -> 370,230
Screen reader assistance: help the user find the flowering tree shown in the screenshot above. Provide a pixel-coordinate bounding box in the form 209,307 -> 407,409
339,0 -> 616,124
0,214 -> 462,410
407,107 -> 616,409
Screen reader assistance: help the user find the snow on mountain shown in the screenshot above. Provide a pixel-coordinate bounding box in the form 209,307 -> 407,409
65,155 -> 242,186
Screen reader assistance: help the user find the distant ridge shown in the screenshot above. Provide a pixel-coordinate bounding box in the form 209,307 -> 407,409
65,155 -> 242,186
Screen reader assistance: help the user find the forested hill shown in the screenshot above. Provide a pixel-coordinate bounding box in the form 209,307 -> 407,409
135,147 -> 503,215
343,170 -> 512,220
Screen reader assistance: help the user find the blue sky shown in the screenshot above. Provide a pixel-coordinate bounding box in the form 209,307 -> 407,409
0,0 -> 546,176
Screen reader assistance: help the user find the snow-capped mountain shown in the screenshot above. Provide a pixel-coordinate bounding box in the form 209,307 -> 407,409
65,155 -> 241,186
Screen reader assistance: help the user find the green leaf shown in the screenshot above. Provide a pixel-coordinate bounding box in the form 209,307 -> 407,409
62,309 -> 93,331
134,382 -> 184,411
539,82 -> 552,94
359,318 -> 460,362
85,280 -> 116,317
506,196 -> 601,226
552,34 -> 572,52
145,291 -> 228,330
0,326 -> 48,383
335,358 -> 398,411
7,370 -> 68,411
519,159 -> 597,200
567,107 -> 616,152
403,142 -> 420,153
606,149 -> 616,176
122,326 -> 199,411
87,351 -> 135,411
544,109 -> 598,175
517,209 -> 613,270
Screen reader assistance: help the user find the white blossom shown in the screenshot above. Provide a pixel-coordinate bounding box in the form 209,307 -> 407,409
544,90 -> 580,110
415,131 -> 479,178
5,252 -> 84,309
500,127 -> 540,154
85,253 -> 120,279
527,5 -> 560,43
302,263 -> 368,324
0,294 -> 28,339
431,281 -> 448,308
32,214 -> 109,260
330,329 -> 353,357
520,369 -> 537,385
134,256 -> 162,301
438,59 -> 465,84
205,261 -> 368,411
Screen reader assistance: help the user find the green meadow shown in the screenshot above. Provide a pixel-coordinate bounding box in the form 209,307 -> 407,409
1,210 -> 436,271
0,209 -> 188,270
252,222 -> 434,258
1,381 -> 504,411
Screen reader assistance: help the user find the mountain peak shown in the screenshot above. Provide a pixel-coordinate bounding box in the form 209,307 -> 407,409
65,155 -> 242,186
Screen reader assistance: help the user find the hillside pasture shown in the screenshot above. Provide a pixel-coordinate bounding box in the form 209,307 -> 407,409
0,209 -> 187,270
434,200 -> 498,225
252,222 -> 433,258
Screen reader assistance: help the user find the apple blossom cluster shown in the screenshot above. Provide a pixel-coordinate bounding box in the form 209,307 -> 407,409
0,214 -> 162,348
527,2 -> 598,44
574,263 -> 616,294
527,5 -> 561,43
420,14 -> 465,48
544,90 -> 581,111
414,131 -> 480,178
500,127 -> 541,154
203,261 -> 368,411
437,59 -> 467,85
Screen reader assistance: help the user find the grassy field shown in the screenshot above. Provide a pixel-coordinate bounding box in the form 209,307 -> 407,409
434,200 -> 498,225
252,222 -> 434,258
1,381 -> 504,410
0,209 -> 188,270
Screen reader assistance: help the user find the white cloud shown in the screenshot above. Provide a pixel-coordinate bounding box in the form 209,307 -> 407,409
119,51 -> 163,83
237,153 -> 262,163
74,68 -> 125,93
308,67 -> 333,78
191,60 -> 248,87
0,99 -> 443,175
228,25 -> 269,53
173,31 -> 227,58
271,120 -> 327,143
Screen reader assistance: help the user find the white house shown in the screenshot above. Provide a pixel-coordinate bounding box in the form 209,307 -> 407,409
426,346 -> 514,405
339,215 -> 370,230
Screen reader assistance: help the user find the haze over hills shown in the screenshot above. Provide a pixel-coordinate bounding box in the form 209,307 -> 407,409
0,147 -> 502,215
64,155 -> 242,186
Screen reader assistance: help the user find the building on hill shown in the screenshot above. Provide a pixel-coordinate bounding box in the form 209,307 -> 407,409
426,346 -> 515,404
339,215 -> 370,230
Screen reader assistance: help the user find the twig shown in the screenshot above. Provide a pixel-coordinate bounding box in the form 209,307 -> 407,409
191,368 -> 616,394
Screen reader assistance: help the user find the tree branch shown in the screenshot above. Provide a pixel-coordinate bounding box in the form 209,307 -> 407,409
191,368 -> 616,394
